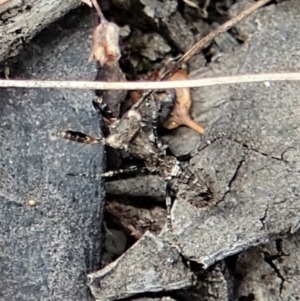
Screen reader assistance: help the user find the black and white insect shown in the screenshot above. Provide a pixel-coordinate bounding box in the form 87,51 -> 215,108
58,86 -> 223,232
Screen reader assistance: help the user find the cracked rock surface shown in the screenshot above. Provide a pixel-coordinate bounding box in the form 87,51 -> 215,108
164,0 -> 300,267
234,235 -> 300,301
89,1 -> 300,300
163,1 -> 300,267
88,232 -> 194,301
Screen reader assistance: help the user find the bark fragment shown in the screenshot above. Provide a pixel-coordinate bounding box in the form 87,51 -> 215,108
0,0 -> 80,62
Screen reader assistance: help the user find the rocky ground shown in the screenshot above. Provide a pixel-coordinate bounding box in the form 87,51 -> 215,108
1,0 -> 300,301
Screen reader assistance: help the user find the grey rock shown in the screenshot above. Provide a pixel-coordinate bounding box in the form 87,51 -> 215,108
0,10 -> 105,301
105,175 -> 166,201
88,232 -> 194,301
234,234 -> 300,300
87,1 -> 300,300
164,0 -> 300,267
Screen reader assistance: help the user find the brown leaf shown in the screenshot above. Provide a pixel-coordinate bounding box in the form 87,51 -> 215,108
163,70 -> 205,134
90,21 -> 121,66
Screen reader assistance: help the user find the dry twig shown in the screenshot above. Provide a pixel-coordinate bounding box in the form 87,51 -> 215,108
0,0 -> 272,92
176,0 -> 272,67
1,72 -> 300,91
127,0 -> 273,112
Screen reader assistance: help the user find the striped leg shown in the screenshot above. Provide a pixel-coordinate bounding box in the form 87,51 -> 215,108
165,185 -> 173,233
189,132 -> 262,159
145,96 -> 160,148
58,130 -> 106,145
145,94 -> 169,150
93,95 -> 116,123
68,166 -> 146,179
182,132 -> 231,160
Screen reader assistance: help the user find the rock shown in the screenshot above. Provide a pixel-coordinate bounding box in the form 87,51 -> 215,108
87,231 -> 194,301
0,10 -> 105,301
105,175 -> 166,201
233,234 -> 300,300
86,1 -> 300,300
163,0 -> 300,267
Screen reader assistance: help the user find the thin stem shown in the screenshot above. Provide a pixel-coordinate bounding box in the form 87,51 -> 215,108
91,0 -> 106,22
131,0 -> 272,110
1,72 -> 300,91
178,0 -> 272,65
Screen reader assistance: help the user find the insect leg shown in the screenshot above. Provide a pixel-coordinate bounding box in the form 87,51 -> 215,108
165,184 -> 173,233
145,95 -> 167,150
191,131 -> 260,158
58,130 -> 106,145
68,166 -> 147,179
145,96 -> 159,147
176,132 -> 231,162
93,96 -> 116,123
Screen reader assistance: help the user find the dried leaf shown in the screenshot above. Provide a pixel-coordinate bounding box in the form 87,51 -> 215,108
80,0 -> 93,7
86,0 -> 120,66
90,21 -> 121,66
130,70 -> 204,134
163,70 -> 205,134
